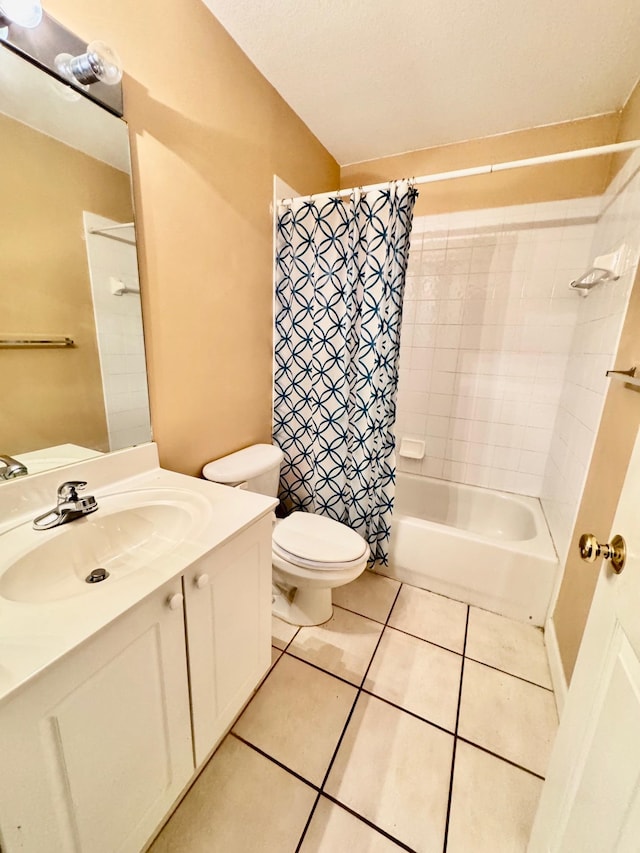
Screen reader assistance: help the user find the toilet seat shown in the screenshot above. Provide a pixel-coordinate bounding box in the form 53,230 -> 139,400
272,512 -> 369,571
272,540 -> 369,572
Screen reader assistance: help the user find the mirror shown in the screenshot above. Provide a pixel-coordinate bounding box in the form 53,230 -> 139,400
0,44 -> 151,479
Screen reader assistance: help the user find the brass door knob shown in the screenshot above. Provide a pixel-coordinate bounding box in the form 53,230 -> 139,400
578,533 -> 626,574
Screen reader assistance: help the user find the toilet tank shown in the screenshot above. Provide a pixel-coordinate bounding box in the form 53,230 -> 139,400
202,444 -> 284,497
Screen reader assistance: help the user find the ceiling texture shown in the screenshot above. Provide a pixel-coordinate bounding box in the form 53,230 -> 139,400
202,0 -> 640,165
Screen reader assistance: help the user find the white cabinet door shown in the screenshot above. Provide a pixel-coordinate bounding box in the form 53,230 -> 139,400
0,579 -> 193,853
528,424 -> 640,851
184,516 -> 273,766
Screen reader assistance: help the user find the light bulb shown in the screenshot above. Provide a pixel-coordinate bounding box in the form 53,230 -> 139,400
55,40 -> 123,87
85,41 -> 123,85
0,0 -> 43,28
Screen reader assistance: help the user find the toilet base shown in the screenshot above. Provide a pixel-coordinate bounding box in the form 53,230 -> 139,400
272,583 -> 333,627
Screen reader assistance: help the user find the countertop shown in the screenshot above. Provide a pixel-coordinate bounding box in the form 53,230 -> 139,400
0,445 -> 276,706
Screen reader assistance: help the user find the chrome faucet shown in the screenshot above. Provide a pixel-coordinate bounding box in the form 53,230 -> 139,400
33,480 -> 99,530
0,454 -> 28,480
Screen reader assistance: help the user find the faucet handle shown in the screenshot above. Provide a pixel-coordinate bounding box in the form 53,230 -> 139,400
57,480 -> 87,502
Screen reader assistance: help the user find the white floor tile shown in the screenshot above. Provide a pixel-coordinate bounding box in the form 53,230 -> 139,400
233,654 -> 357,786
299,797 -> 405,852
364,627 -> 462,731
153,579 -> 558,852
148,736 -> 316,853
388,586 -> 468,653
458,660 -> 558,777
288,606 -> 384,685
272,615 -> 298,650
466,607 -> 552,688
332,570 -> 401,623
447,741 -> 543,853
325,693 -> 453,852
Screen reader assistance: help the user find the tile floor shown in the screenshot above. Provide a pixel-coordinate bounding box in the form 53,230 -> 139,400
150,571 -> 557,853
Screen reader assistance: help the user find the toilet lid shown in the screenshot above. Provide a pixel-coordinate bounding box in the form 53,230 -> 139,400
273,512 -> 368,565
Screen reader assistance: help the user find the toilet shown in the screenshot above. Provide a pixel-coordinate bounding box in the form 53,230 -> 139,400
202,444 -> 369,626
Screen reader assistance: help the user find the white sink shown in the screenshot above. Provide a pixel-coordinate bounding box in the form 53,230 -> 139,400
0,488 -> 212,604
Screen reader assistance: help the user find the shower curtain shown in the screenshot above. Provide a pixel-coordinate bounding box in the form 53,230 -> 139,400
273,181 -> 417,565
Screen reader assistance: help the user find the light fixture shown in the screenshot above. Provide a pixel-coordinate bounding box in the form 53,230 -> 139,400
0,0 -> 43,28
54,40 -> 123,87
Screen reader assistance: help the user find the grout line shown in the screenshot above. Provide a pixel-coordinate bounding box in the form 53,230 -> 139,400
294,583 -> 404,851
455,736 -> 546,781
464,656 -> 554,692
320,589 -> 404,785
359,584 -> 403,685
230,732 -> 320,792
294,791 -> 322,853
280,624 -> 300,652
271,612 -> 301,654
442,604 -> 470,853
282,649 -> 363,690
279,622 -> 553,695
293,679 -> 360,851
359,688 -> 455,737
270,583 -> 554,852
381,622 -> 465,657
328,600 -> 467,659
322,793 -> 418,852
332,600 -> 398,626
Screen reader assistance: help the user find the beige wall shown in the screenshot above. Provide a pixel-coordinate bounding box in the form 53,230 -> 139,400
1,113 -> 132,455
46,0 -> 339,477
611,77 -> 640,175
341,114 -> 619,215
553,79 -> 640,683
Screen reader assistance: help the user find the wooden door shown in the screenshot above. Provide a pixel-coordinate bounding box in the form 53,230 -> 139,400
529,424 -> 640,851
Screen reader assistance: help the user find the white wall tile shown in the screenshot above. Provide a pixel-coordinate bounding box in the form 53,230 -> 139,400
396,197 -> 600,498
540,154 -> 640,564
398,183 -> 640,532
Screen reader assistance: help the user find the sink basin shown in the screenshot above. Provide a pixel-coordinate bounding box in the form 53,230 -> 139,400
0,488 -> 212,604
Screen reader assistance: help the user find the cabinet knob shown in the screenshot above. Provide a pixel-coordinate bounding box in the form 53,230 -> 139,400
195,573 -> 209,589
167,592 -> 184,611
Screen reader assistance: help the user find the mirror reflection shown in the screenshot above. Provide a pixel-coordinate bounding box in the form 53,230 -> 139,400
0,45 -> 151,479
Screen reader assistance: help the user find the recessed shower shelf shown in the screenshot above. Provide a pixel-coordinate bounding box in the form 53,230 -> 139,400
605,367 -> 640,389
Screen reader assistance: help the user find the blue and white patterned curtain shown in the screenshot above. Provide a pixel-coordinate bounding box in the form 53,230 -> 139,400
273,181 -> 417,565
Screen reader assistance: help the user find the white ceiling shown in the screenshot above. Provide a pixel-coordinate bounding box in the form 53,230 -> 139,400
202,0 -> 640,165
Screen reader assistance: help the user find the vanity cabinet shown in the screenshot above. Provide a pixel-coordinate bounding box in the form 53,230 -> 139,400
0,578 -> 193,853
184,514 -> 273,766
0,515 -> 273,853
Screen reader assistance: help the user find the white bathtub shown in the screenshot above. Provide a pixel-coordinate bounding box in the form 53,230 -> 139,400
381,473 -> 558,626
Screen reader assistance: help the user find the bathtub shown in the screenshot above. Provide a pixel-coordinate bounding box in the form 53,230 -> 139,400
381,473 -> 558,626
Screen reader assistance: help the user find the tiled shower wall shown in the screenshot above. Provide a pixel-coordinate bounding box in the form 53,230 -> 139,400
541,152 -> 640,563
84,212 -> 151,451
396,198 -> 599,496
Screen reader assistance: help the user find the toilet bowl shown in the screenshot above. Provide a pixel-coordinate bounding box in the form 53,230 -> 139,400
271,510 -> 369,624
202,444 -> 369,626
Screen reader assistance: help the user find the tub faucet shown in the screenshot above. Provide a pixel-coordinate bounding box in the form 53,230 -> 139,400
0,454 -> 28,480
33,480 -> 99,530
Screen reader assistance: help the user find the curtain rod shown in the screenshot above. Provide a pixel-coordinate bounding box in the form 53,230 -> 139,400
278,139 -> 640,207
